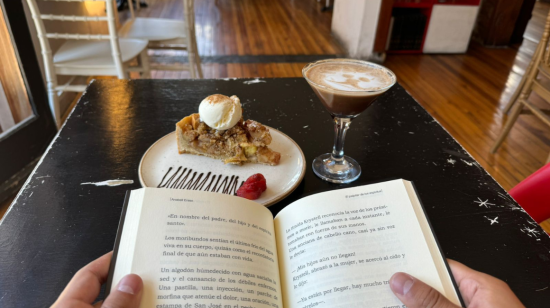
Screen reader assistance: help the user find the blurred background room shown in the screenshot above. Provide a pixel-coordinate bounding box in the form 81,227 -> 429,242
1,0 -> 550,232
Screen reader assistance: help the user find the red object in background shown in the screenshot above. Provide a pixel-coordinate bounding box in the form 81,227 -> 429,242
237,174 -> 267,200
509,164 -> 550,224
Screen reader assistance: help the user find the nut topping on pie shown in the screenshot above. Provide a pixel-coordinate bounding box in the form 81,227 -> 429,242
176,95 -> 281,166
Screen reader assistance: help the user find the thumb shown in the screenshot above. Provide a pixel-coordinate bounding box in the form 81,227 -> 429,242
390,272 -> 459,308
102,274 -> 143,308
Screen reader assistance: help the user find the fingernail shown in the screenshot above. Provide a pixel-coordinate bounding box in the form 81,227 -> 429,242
390,272 -> 415,296
117,275 -> 139,295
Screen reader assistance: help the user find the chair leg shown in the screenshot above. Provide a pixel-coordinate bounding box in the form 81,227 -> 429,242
491,101 -> 524,153
504,58 -> 541,115
139,50 -> 151,78
505,44 -> 541,114
125,63 -> 132,79
47,87 -> 61,129
504,76 -> 527,114
192,36 -> 203,78
187,48 -> 196,79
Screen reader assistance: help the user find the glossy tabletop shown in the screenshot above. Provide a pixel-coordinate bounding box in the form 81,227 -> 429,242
0,79 -> 549,307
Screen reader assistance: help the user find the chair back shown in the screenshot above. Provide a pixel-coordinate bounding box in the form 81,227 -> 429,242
510,163 -> 550,224
25,0 -> 126,80
516,11 -> 550,128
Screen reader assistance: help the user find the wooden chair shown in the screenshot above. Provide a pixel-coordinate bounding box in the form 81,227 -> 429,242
502,41 -> 544,115
26,0 -> 150,128
118,0 -> 203,78
491,11 -> 550,163
503,11 -> 550,115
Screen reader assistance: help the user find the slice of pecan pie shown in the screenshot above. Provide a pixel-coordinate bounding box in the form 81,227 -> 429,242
176,113 -> 281,166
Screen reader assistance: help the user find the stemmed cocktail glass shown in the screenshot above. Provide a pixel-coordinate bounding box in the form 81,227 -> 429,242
303,59 -> 396,184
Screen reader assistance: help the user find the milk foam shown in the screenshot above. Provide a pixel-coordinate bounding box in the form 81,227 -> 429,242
306,63 -> 393,92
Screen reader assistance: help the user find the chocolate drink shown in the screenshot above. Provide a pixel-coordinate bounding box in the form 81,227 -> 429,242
305,62 -> 395,117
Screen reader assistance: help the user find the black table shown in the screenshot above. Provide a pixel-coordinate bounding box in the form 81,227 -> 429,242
0,79 -> 549,307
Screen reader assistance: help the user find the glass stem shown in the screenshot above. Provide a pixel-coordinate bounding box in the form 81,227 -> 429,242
331,116 -> 351,162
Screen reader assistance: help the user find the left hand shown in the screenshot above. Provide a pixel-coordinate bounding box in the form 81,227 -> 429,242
51,251 -> 143,308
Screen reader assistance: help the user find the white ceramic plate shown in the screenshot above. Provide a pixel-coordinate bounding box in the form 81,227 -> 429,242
139,128 -> 306,206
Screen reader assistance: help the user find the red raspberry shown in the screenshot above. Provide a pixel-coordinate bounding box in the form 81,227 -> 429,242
247,173 -> 267,192
237,174 -> 267,200
237,183 -> 263,200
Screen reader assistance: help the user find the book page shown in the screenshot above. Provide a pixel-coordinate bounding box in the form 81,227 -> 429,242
274,180 -> 460,308
112,188 -> 284,308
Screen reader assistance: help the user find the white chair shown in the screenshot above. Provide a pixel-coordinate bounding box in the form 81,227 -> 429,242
118,0 -> 203,78
26,0 -> 150,128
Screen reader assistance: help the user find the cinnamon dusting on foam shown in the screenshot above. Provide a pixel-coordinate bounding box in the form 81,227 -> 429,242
306,63 -> 393,92
204,94 -> 232,105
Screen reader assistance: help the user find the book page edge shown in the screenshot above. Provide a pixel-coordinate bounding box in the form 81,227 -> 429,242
109,188 -> 146,295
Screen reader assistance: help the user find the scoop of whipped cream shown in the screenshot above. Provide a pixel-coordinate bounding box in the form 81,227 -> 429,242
198,94 -> 242,130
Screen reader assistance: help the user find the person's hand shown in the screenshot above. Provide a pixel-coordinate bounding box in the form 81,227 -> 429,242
52,251 -> 143,308
389,259 -> 525,308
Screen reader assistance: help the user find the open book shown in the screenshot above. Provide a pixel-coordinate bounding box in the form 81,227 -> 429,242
107,179 -> 463,308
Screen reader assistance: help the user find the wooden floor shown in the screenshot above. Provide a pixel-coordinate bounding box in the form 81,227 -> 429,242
2,0 -> 550,233
118,0 -> 342,79
120,0 -> 343,55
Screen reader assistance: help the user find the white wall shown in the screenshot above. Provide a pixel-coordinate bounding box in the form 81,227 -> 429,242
331,0 -> 382,59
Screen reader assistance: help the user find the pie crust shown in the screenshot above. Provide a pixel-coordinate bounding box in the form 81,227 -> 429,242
176,113 -> 281,166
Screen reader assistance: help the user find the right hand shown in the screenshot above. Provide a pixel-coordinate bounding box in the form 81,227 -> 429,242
389,259 -> 525,308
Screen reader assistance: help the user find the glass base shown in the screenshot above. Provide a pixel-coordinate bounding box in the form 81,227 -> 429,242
312,153 -> 361,184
